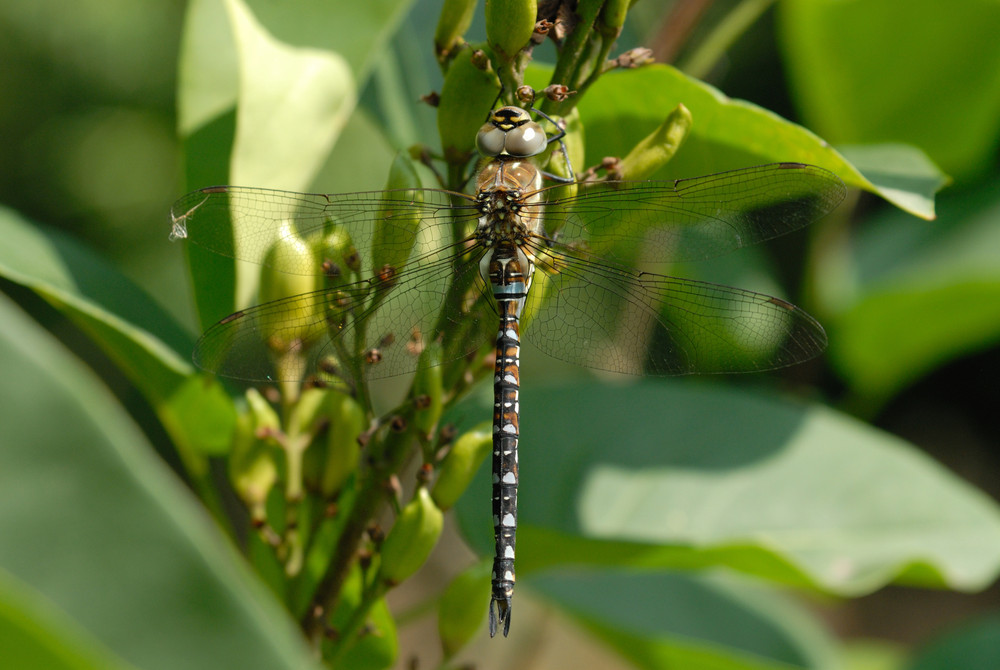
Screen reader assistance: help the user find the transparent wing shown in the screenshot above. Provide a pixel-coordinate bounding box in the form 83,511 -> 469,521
524,239 -> 826,376
193,244 -> 496,382
529,163 -> 846,265
170,185 -> 478,275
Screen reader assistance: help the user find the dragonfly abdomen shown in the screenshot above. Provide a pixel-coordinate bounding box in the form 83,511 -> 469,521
488,241 -> 531,638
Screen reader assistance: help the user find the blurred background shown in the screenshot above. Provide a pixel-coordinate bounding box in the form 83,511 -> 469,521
2,0 -> 999,668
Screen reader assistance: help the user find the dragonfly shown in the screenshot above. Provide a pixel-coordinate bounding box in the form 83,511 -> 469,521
170,105 -> 846,638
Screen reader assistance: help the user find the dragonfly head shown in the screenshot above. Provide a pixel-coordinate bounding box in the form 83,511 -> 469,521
477,106 -> 547,158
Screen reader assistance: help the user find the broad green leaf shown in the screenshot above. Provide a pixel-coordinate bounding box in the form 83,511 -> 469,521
534,571 -> 838,670
0,293 -> 319,670
837,144 -> 950,222
779,0 -> 1000,183
178,0 -> 415,138
226,0 -> 354,191
454,382 -> 1000,595
176,0 -> 413,321
906,613 -> 1000,670
0,570 -> 136,670
828,172 -> 1000,406
531,65 -> 938,219
0,207 -> 236,465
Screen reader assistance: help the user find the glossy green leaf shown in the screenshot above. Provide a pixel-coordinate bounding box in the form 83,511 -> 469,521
531,65 -> 938,219
828,172 -> 1000,405
454,381 -> 1000,594
837,144 -> 949,221
0,293 -> 319,670
0,206 -> 236,461
779,0 -> 1000,183
534,571 -> 838,670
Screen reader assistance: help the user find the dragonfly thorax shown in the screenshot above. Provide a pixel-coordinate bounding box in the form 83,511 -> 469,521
474,159 -> 544,249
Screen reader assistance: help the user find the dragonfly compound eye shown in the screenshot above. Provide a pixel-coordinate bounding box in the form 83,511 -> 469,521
502,121 -> 547,157
477,123 -> 507,156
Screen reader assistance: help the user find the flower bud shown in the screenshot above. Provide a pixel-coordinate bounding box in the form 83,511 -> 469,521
437,44 -> 502,164
431,424 -> 491,511
434,0 -> 477,63
485,0 -> 537,62
378,487 -> 444,585
229,389 -> 280,523
439,560 -> 492,658
372,152 -> 423,277
596,0 -> 629,40
313,220 -> 359,289
412,340 -> 444,436
540,107 -> 583,215
259,221 -> 321,360
320,391 -> 365,497
615,103 -> 693,180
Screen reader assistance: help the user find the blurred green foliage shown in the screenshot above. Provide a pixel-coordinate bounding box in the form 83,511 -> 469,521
1,0 -> 999,669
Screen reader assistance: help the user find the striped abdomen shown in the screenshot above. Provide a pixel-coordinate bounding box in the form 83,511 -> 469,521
487,240 -> 532,638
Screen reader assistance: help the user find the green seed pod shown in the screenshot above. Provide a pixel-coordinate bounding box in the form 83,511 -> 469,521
434,0 -> 476,63
245,386 -> 280,434
321,391 -> 365,497
230,390 -> 280,523
485,0 -> 537,62
431,425 -> 491,511
378,487 -> 444,586
287,386 -> 328,436
437,43 -> 501,164
259,221 -> 321,356
313,220 -> 359,289
372,152 -> 423,278
596,0 -> 629,40
616,103 -> 693,180
412,340 -> 444,437
540,107 -> 584,213
438,560 -> 492,658
287,386 -> 328,491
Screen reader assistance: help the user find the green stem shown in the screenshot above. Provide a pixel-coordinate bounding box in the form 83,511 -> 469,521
326,578 -> 388,665
545,0 -> 603,115
678,0 -> 777,80
301,406 -> 416,647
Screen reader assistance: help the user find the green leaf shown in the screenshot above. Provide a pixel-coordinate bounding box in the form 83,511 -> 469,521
178,0 -> 415,140
533,64 -> 940,219
837,144 -> 950,221
176,0 -> 413,323
534,571 -> 838,670
778,0 -> 1000,183
907,613 -> 1000,670
0,206 -> 236,461
0,293 -> 319,670
828,172 -> 1000,406
225,0 -> 354,190
454,381 -> 1000,594
0,570 -> 136,670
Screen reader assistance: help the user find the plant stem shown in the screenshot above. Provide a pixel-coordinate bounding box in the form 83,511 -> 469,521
678,0 -> 776,80
300,406 -> 416,646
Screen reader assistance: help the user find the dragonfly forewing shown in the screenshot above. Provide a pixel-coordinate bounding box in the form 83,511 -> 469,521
170,185 -> 478,275
532,163 -> 846,266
